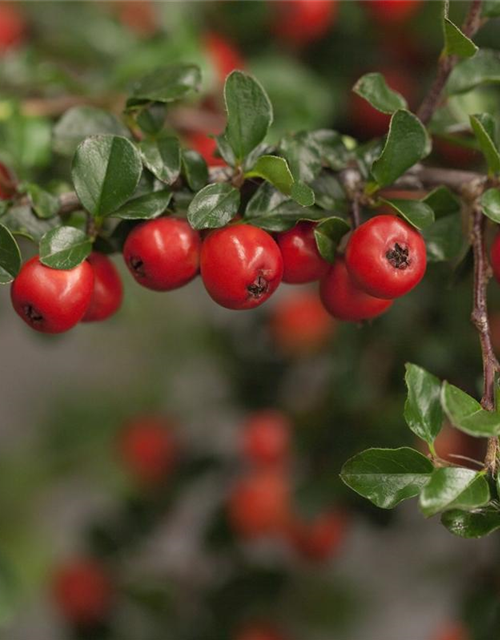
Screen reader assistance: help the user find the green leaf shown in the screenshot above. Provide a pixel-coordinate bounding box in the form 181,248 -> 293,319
311,172 -> 347,212
380,198 -> 435,230
308,129 -> 351,171
353,72 -> 408,114
0,223 -> 21,284
313,217 -> 350,263
25,184 -> 59,219
127,64 -> 201,106
291,182 -> 315,207
53,106 -> 130,157
443,18 -> 478,58
370,110 -> 429,190
280,132 -> 323,183
139,137 -> 181,185
245,183 -> 323,231
423,214 -> 464,262
423,186 -> 461,218
181,150 -> 209,192
39,227 -> 92,269
404,364 -> 444,445
481,188 -> 500,222
0,204 -> 58,242
187,183 -> 240,230
419,468 -> 490,518
72,135 -> 143,218
111,190 -> 172,220
441,381 -> 500,437
224,71 -> 273,163
442,507 -> 500,538
470,113 -> 500,175
340,447 -> 434,509
246,155 -> 293,194
447,49 -> 500,95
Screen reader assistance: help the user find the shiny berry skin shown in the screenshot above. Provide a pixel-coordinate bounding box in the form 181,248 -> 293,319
364,0 -> 422,26
0,162 -> 16,199
119,416 -> 177,486
242,410 -> 291,467
52,560 -> 113,627
277,222 -> 329,284
204,32 -> 245,84
201,224 -> 284,310
82,253 -> 123,323
123,217 -> 201,292
288,511 -> 348,562
320,258 -> 392,322
345,215 -> 427,299
186,131 -> 226,168
0,2 -> 25,52
273,0 -> 338,46
11,257 -> 94,334
270,290 -> 335,356
236,625 -> 287,640
228,469 -> 291,538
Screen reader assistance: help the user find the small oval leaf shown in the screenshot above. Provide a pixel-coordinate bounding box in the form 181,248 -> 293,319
0,223 -> 21,284
187,183 -> 240,230
39,227 -> 92,269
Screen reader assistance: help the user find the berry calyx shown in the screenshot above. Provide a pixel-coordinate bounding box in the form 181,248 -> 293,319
52,559 -> 113,627
123,217 -> 201,292
277,222 -> 329,284
119,416 -> 177,487
200,224 -> 284,310
11,256 -> 94,333
344,215 -> 427,299
242,410 -> 291,467
82,252 -> 123,323
320,257 -> 393,322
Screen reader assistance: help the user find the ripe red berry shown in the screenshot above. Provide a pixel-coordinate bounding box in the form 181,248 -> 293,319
82,253 -> 123,323
119,416 -> 177,486
204,32 -> 245,84
201,224 -> 284,310
276,222 -> 329,284
53,560 -> 113,627
345,215 -> 427,299
236,625 -> 287,640
320,258 -> 392,322
117,0 -> 157,37
186,131 -> 226,168
364,0 -> 422,27
11,256 -> 94,334
0,162 -> 16,199
228,469 -> 291,538
270,290 -> 336,356
288,511 -> 348,562
433,623 -> 469,640
123,217 -> 201,292
273,0 -> 338,46
0,2 -> 25,52
242,410 -> 291,467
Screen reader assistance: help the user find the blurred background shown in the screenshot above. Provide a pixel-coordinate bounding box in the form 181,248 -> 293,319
1,2 -> 500,639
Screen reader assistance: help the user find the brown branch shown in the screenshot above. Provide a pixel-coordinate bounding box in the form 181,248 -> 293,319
416,0 -> 484,126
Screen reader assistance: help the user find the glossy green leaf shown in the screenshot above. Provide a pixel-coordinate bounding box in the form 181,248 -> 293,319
404,364 -> 444,445
53,106 -> 130,157
181,150 -> 209,192
423,186 -> 461,218
481,188 -> 500,222
447,49 -> 500,95
470,113 -> 500,175
443,18 -> 478,58
441,381 -> 500,437
72,135 -> 142,218
380,198 -> 434,230
249,211 -> 325,233
25,184 -> 59,219
311,172 -> 347,212
370,110 -> 429,190
280,131 -> 323,183
442,507 -> 500,538
39,227 -> 92,269
340,447 -> 433,509
0,204 -> 58,242
127,64 -> 201,106
423,214 -> 464,262
224,71 -> 273,163
245,182 -> 291,218
187,183 -> 240,230
139,137 -> 181,185
245,182 -> 322,230
353,72 -> 408,114
0,223 -> 21,284
291,182 -> 315,207
308,129 -> 351,171
111,190 -> 172,220
246,155 -> 294,193
313,217 -> 350,263
419,468 -> 490,518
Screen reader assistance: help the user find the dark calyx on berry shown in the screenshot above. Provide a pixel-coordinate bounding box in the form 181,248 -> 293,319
129,256 -> 146,278
386,242 -> 410,270
24,304 -> 43,325
247,275 -> 269,298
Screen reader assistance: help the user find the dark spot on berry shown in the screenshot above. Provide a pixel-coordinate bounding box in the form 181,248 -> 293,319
23,304 -> 43,325
247,274 -> 269,299
129,256 -> 146,278
386,242 -> 410,270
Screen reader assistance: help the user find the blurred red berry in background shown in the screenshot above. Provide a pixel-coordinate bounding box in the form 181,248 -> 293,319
242,410 -> 291,467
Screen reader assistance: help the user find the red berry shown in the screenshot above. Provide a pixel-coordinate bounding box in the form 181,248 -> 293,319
345,215 -> 427,299
236,625 -> 287,640
273,0 -> 338,46
288,511 -> 348,562
186,131 -> 226,168
53,560 -> 113,627
0,162 -> 16,199
364,0 -> 422,26
82,253 -> 123,323
434,137 -> 481,169
0,2 -> 25,52
433,623 -> 469,640
123,217 -> 201,292
228,469 -> 291,538
201,224 -> 283,310
320,257 -> 393,322
117,0 -> 157,37
11,256 -> 94,334
203,32 -> 245,84
270,290 -> 336,356
277,222 -> 329,284
119,416 -> 177,486
242,410 -> 291,467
